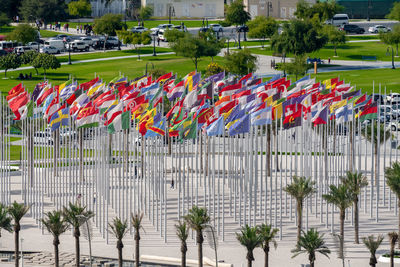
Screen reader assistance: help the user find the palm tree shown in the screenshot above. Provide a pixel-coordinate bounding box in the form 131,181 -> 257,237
362,234 -> 384,267
388,232 -> 398,267
362,121 -> 391,184
385,161 -> 400,247
63,202 -> 94,267
131,212 -> 144,267
283,176 -> 316,243
109,217 -> 129,267
292,228 -> 331,267
175,220 -> 189,267
257,223 -> 279,267
41,211 -> 69,267
0,203 -> 12,239
183,206 -> 210,267
322,184 -> 352,258
8,202 -> 29,267
341,171 -> 368,244
236,225 -> 262,267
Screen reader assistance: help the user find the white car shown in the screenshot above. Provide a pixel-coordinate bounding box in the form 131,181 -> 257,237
13,46 -> 33,55
40,45 -> 60,54
65,41 -> 89,52
368,25 -> 391,33
27,42 -> 40,51
131,26 -> 148,33
106,36 -> 120,47
79,37 -> 93,46
387,93 -> 400,103
209,24 -> 224,32
158,29 -> 167,41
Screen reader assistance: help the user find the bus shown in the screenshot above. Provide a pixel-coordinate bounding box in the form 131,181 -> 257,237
0,41 -> 20,53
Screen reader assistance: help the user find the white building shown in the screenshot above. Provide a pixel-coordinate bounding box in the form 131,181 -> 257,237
90,0 -> 126,17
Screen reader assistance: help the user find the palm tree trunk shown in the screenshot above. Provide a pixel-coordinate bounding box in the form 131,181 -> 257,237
181,249 -> 186,267
310,259 -> 314,267
74,228 -> 80,267
247,259 -> 252,267
54,237 -> 60,267
14,228 -> 19,267
390,241 -> 395,267
264,247 -> 270,267
296,201 -> 303,243
197,230 -> 203,267
135,233 -> 140,267
340,209 -> 345,259
354,198 -> 359,244
117,240 -> 123,267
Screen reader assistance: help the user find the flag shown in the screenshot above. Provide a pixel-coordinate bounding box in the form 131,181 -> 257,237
167,80 -> 185,100
145,118 -> 166,137
206,116 -> 224,136
229,114 -> 250,136
156,72 -> 173,84
60,82 -> 78,101
58,79 -> 72,93
283,108 -> 302,130
251,106 -> 272,126
108,111 -> 130,134
50,107 -> 69,131
36,86 -> 53,106
80,77 -> 99,91
312,106 -> 328,126
360,102 -> 377,121
336,104 -> 353,124
76,106 -> 99,128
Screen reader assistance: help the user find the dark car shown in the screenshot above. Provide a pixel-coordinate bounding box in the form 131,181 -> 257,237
92,40 -> 114,50
237,25 -> 249,32
199,27 -> 210,33
340,24 -> 365,34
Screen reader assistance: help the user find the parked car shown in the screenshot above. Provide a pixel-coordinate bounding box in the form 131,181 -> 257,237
55,34 -> 71,42
40,45 -> 60,54
173,25 -> 187,32
387,93 -> 400,103
79,36 -> 93,46
92,40 -> 114,50
325,14 -> 349,26
339,24 -> 365,34
106,36 -> 120,47
237,25 -> 249,32
27,42 -> 40,51
65,41 -> 89,52
44,40 -> 65,52
209,24 -> 224,32
199,26 -> 210,33
13,46 -> 33,55
158,24 -> 174,30
158,29 -> 167,41
368,25 -> 391,33
131,26 -> 148,33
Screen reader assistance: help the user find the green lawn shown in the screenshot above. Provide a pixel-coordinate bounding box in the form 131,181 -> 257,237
0,54 -> 226,92
250,40 -> 400,61
347,35 -> 379,41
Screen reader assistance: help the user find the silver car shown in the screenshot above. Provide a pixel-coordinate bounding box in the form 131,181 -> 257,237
40,45 -> 60,54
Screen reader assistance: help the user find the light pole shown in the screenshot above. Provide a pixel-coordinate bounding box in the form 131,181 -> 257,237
204,224 -> 218,267
77,215 -> 93,267
152,34 -> 157,56
20,238 -> 24,267
387,46 -> 396,69
168,6 -> 175,24
65,37 -> 71,65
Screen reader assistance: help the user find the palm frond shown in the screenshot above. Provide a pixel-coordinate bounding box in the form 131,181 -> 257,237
362,234 -> 384,254
41,210 -> 69,237
0,203 -> 12,233
385,161 -> 400,197
322,184 -> 352,210
175,220 -> 189,242
8,201 -> 29,223
63,202 -> 94,228
284,176 -> 316,203
183,206 -> 210,232
108,217 -> 129,240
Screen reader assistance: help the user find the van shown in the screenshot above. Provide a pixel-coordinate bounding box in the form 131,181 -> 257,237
0,41 -> 19,53
326,14 -> 349,27
13,46 -> 33,55
44,39 -> 65,52
158,29 -> 167,42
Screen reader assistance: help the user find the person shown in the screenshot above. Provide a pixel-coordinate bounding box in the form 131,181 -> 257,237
157,37 -> 160,46
80,25 -> 83,33
19,73 -> 24,80
66,23 -> 69,32
170,179 -> 174,189
328,57 -> 331,64
16,15 -> 19,23
76,25 -> 79,33
76,193 -> 82,206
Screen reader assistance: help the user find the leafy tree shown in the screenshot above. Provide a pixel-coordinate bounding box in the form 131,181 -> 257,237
284,176 -> 316,243
20,50 -> 40,74
387,2 -> 400,21
257,224 -> 279,267
271,19 -> 327,56
0,12 -> 10,27
8,202 -> 29,267
175,220 -> 188,267
388,232 -> 398,267
41,211 -> 69,267
164,29 -> 186,43
63,202 -> 94,267
323,25 -> 346,56
236,225 -> 261,267
199,30 -> 225,62
7,24 -> 37,44
322,184 -> 352,262
20,0 -> 67,25
380,24 -> 400,57
109,217 -> 129,267
0,203 -> 12,239
0,0 -> 22,21
131,212 -> 144,267
68,0 -> 92,19
385,161 -> 400,244
341,171 -> 368,244
32,53 -> 60,75
279,54 -> 309,80
292,229 -> 331,267
94,13 -> 124,50
117,30 -> 150,60
224,48 -> 257,76
138,6 -> 153,21
226,0 -> 250,26
183,206 -> 210,267
248,16 -> 278,48
295,0 -> 343,22
0,53 -> 21,78
362,235 -> 384,267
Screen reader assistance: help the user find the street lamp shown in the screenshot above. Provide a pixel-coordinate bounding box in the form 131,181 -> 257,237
152,34 -> 157,56
77,215 -> 93,267
64,38 -> 71,65
168,6 -> 175,24
386,46 -> 396,69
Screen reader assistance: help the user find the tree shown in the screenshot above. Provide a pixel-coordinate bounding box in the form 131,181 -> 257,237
257,224 -> 278,267
0,0 -> 22,22
7,24 -> 37,45
94,13 -> 124,51
68,0 -> 92,19
8,202 -> 29,267
20,50 -> 39,74
279,54 -> 309,80
131,212 -> 144,267
224,48 -> 257,76
0,203 -> 12,239
236,225 -> 261,267
109,217 -> 129,267
0,53 -> 21,78
138,6 -> 153,21
175,220 -> 189,267
323,25 -> 346,56
63,202 -> 94,267
0,12 -> 10,27
164,29 -> 186,43
295,0 -> 343,22
362,121 -> 391,184
283,176 -> 316,243
341,171 -> 368,244
385,161 -> 400,245
248,16 -> 278,48
199,30 -> 225,62
183,206 -> 210,267
322,184 -> 352,263
117,30 -> 151,60
388,232 -> 398,267
20,0 -> 67,25
380,25 -> 400,57
225,0 -> 250,26
362,234 -> 384,267
292,229 -> 331,267
32,53 -> 60,75
271,19 -> 327,56
387,2 -> 400,21
41,211 -> 69,267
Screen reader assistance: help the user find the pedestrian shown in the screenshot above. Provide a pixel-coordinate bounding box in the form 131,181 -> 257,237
16,15 -> 19,23
328,57 -> 331,64
66,23 -> 69,32
76,25 -> 79,33
157,37 -> 160,46
170,179 -> 174,189
80,24 -> 83,33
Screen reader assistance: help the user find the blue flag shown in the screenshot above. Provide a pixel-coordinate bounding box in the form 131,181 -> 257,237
206,116 -> 224,136
229,114 -> 250,136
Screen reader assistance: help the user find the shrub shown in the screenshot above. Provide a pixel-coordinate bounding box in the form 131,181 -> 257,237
205,62 -> 225,77
148,68 -> 168,79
